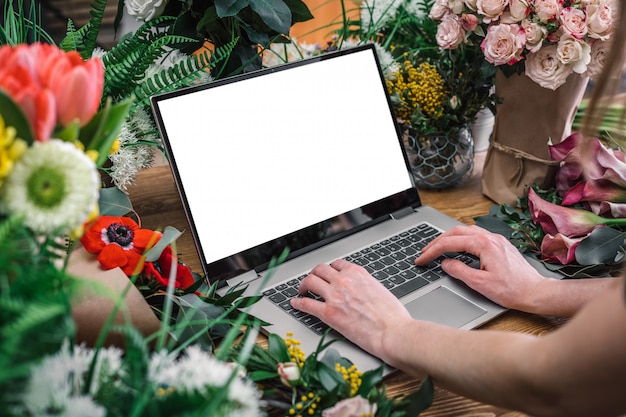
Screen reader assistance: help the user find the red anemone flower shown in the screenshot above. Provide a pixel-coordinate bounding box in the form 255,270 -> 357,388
143,246 -> 195,290
80,216 -> 161,276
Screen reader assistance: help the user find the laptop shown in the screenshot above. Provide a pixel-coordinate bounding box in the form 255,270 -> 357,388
150,44 -> 554,374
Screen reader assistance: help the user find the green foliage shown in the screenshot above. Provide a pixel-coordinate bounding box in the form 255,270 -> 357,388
0,0 -> 54,45
0,216 -> 77,412
147,0 -> 314,75
228,329 -> 433,416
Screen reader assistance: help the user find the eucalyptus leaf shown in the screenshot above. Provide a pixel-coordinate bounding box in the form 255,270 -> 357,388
317,361 -> 343,392
575,227 -> 625,266
144,226 -> 183,262
402,376 -> 435,416
98,187 -> 133,216
475,215 -> 513,239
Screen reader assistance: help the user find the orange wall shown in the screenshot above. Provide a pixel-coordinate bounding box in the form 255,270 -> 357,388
290,0 -> 361,46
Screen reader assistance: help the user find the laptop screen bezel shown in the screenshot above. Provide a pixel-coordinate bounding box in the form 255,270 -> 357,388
150,44 -> 423,281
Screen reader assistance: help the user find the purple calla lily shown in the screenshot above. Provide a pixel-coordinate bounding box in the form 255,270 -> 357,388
587,139 -> 626,186
562,179 -> 626,205
548,132 -> 582,161
589,201 -> 626,217
540,233 -> 585,264
528,188 -> 626,237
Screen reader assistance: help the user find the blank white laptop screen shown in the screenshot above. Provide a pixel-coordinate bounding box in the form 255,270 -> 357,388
153,46 -> 416,276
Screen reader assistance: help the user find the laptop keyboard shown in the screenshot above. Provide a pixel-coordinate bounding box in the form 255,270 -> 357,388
262,223 -> 478,335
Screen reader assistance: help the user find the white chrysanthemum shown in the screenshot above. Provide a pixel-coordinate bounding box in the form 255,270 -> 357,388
148,346 -> 263,416
262,38 -> 322,67
0,139 -> 99,235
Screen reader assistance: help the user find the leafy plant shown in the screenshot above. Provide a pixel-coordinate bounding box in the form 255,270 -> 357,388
0,0 -> 54,45
147,0 -> 315,75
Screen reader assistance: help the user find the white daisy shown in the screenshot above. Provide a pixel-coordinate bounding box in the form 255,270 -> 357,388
1,139 -> 100,235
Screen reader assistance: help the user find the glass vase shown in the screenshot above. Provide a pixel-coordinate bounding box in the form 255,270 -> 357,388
404,125 -> 474,189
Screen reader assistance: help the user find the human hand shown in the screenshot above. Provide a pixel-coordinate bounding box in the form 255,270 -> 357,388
290,259 -> 412,360
416,225 -> 546,311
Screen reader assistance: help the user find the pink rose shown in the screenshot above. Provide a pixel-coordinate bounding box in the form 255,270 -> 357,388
461,13 -> 480,31
521,19 -> 547,52
585,2 -> 614,41
449,0 -> 467,14
430,0 -> 451,20
322,396 -> 377,417
584,40 -> 610,78
480,23 -> 526,65
533,0 -> 563,22
524,44 -> 573,90
501,0 -> 530,23
556,34 -> 591,74
559,7 -> 588,39
464,0 -> 479,11
476,0 -> 508,23
436,13 -> 467,49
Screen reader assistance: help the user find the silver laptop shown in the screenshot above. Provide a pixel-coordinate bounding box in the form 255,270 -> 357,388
150,44 -> 540,374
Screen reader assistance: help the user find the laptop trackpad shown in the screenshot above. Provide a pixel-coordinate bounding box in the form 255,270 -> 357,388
405,286 -> 487,328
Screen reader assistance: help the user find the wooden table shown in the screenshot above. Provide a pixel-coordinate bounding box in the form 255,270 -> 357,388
127,152 -> 567,417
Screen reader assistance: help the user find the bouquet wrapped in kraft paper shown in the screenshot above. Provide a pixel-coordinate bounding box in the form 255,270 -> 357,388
481,71 -> 589,205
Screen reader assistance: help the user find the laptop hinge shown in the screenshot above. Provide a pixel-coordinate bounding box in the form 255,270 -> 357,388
390,206 -> 415,220
224,269 -> 260,288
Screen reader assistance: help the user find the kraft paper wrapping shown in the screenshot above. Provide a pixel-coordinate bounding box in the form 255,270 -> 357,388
481,71 -> 589,206
67,245 -> 161,348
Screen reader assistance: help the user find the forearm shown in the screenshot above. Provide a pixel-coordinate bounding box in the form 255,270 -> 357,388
381,278 -> 626,417
520,276 -> 617,317
381,320 -> 547,413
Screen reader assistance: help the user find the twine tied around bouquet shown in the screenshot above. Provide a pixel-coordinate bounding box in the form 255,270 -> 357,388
489,140 -> 560,187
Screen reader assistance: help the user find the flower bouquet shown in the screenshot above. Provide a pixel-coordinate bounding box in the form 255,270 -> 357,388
227,331 -> 434,417
429,0 -> 616,90
476,133 -> 626,277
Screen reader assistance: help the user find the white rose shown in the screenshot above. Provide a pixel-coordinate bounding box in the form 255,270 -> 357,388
522,19 -> 547,52
557,34 -> 591,74
480,23 -> 526,66
586,2 -> 614,41
436,13 -> 467,49
476,0 -> 508,23
525,44 -> 574,90
125,0 -> 169,21
584,40 -> 610,78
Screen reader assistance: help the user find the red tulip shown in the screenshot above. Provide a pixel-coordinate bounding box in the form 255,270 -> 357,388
0,43 -> 104,141
528,188 -> 626,236
44,48 -> 104,127
540,233 -> 584,264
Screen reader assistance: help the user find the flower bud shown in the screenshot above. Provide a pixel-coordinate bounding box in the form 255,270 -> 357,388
277,362 -> 301,387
